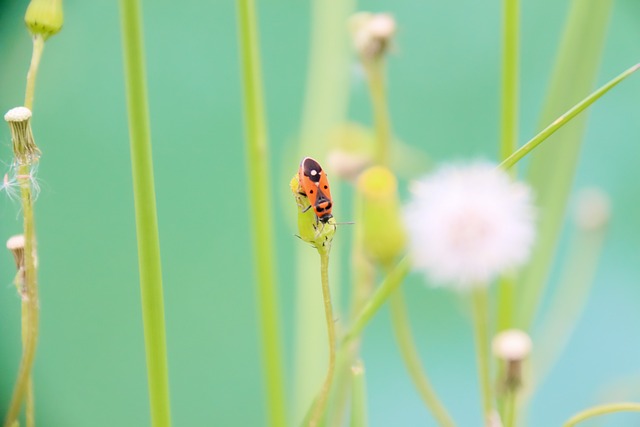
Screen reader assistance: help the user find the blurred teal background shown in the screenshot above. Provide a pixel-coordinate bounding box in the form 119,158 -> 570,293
1,0 -> 640,425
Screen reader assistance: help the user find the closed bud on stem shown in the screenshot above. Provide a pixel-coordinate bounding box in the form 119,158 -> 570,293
7,235 -> 27,299
492,329 -> 532,393
290,175 -> 336,255
349,12 -> 396,62
326,123 -> 375,182
25,0 -> 64,40
356,166 -> 406,266
4,107 -> 40,166
7,235 -> 26,271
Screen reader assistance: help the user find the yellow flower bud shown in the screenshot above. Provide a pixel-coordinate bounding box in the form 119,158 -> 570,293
356,166 -> 406,266
25,0 -> 64,40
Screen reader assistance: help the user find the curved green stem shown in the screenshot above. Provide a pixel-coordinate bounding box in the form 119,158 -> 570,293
342,256 -> 410,346
119,1 -> 172,426
364,59 -> 392,165
308,252 -> 337,427
499,63 -> 640,171
471,288 -> 493,424
389,289 -> 456,427
4,170 -> 40,427
562,402 -> 640,427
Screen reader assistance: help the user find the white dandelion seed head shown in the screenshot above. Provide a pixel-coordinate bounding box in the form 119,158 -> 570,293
4,106 -> 32,123
492,329 -> 532,361
404,162 -> 536,291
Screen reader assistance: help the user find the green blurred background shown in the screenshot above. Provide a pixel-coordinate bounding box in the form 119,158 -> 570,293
1,0 -> 639,425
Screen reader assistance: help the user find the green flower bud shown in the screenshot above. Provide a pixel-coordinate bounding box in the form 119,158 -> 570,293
25,0 -> 64,40
290,175 -> 336,255
4,107 -> 40,165
356,166 -> 406,266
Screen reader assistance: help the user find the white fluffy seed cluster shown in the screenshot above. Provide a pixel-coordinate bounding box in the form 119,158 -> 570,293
492,329 -> 532,361
4,106 -> 32,123
404,162 -> 536,290
6,234 -> 26,250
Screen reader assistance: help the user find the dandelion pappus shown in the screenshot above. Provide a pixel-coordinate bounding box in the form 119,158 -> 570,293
298,157 -> 334,224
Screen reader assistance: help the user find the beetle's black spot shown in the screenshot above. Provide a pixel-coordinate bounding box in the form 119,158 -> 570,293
309,189 -> 314,194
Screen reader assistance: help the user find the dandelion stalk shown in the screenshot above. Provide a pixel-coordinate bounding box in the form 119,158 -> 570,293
561,403 -> 640,427
496,0 -> 519,333
4,171 -> 39,427
499,63 -> 640,171
3,106 -> 40,427
471,288 -> 493,424
119,1 -> 172,426
389,289 -> 456,427
350,360 -> 368,427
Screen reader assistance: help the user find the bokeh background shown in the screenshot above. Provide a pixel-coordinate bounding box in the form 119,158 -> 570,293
1,0 -> 640,425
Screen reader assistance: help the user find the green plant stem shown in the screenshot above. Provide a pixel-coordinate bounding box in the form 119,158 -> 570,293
24,35 -> 44,112
499,63 -> 640,171
308,252 -> 337,427
471,288 -> 492,424
350,360 -> 367,427
562,403 -> 640,427
4,170 -> 39,427
500,0 -> 519,162
389,289 -> 456,427
496,0 -> 519,334
503,391 -> 516,427
235,1 -> 288,426
342,256 -> 410,346
364,59 -> 392,165
119,2 -> 172,426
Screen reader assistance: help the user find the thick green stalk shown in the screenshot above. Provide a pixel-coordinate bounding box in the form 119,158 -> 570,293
236,1 -> 287,426
364,59 -> 392,165
4,170 -> 39,427
499,63 -> 640,171
118,2 -> 172,426
516,0 -> 614,329
350,360 -> 367,427
389,289 -> 456,427
496,0 -> 519,333
308,252 -> 337,427
471,288 -> 492,424
342,256 -> 410,346
562,403 -> 640,427
503,391 -> 516,427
